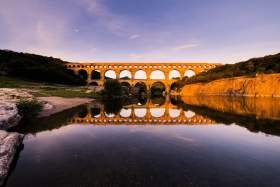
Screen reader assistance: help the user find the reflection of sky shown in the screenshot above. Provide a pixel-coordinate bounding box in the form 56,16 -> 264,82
1,0 -> 280,63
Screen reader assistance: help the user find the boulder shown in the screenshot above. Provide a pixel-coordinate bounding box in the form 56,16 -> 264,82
0,131 -> 24,185
0,102 -> 21,130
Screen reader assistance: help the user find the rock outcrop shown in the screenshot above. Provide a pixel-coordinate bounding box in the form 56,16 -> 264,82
0,131 -> 24,185
0,88 -> 34,129
0,102 -> 21,129
180,73 -> 280,97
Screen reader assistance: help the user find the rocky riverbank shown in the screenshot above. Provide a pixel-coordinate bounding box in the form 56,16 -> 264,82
0,88 -> 94,185
180,73 -> 280,97
0,131 -> 23,185
0,89 -> 34,130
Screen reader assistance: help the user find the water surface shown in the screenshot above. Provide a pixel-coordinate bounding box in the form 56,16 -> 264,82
5,96 -> 280,187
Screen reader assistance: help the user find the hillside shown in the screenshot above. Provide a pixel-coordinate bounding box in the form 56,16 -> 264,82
0,50 -> 86,85
177,53 -> 280,87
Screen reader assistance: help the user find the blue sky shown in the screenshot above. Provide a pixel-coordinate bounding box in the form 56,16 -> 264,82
0,0 -> 279,63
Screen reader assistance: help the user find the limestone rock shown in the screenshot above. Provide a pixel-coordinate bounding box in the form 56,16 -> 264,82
0,102 -> 21,130
0,131 -> 24,185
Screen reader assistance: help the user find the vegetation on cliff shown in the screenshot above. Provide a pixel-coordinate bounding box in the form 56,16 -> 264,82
0,49 -> 86,85
177,53 -> 280,87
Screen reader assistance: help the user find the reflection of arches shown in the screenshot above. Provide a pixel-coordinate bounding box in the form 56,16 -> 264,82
134,108 -> 147,118
169,109 -> 181,118
134,70 -> 147,80
120,70 -> 132,79
150,108 -> 165,118
78,69 -> 88,80
184,70 -> 196,78
105,70 -> 117,79
169,70 -> 181,80
78,106 -> 88,118
151,96 -> 166,106
92,70 -> 101,80
120,108 -> 132,118
89,82 -> 98,86
150,70 -> 165,80
184,110 -> 195,118
91,108 -> 101,117
105,113 -> 115,118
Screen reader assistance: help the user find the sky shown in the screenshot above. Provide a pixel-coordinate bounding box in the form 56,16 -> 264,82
0,0 -> 280,64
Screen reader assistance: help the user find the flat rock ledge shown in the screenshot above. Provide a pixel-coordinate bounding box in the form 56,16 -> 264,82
0,131 -> 24,185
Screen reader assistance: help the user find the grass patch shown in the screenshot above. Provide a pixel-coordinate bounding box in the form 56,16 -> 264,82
16,99 -> 43,120
34,87 -> 100,98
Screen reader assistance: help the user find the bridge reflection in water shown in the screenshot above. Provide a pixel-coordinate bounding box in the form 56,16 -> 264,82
67,97 -> 216,126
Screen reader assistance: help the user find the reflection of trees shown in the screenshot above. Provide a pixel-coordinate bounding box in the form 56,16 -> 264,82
151,95 -> 166,106
91,70 -> 101,80
103,98 -> 124,115
91,108 -> 101,117
170,96 -> 181,105
77,106 -> 88,118
151,82 -> 165,96
178,101 -> 280,137
11,105 -> 86,134
138,94 -> 148,105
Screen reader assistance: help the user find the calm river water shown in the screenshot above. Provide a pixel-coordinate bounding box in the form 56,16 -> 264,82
5,96 -> 280,187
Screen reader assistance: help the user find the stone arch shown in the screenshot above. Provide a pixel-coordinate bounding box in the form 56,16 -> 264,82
134,70 -> 147,80
134,108 -> 147,118
150,108 -> 165,118
105,70 -> 117,79
150,70 -> 165,80
78,69 -> 88,80
119,70 -> 132,80
92,70 -> 101,80
169,70 -> 181,80
184,70 -> 196,78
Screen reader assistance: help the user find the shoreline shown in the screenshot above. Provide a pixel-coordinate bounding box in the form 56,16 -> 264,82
38,97 -> 94,118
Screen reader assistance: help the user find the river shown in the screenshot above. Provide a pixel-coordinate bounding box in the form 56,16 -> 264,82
4,96 -> 280,187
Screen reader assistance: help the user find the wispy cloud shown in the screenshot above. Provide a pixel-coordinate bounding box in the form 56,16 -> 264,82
172,43 -> 199,51
81,0 -> 131,36
129,34 -> 141,40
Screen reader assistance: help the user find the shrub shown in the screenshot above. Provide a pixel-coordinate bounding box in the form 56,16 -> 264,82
16,99 -> 43,120
102,80 -> 123,98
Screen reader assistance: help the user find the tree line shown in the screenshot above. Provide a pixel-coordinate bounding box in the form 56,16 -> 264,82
0,49 -> 86,85
177,53 -> 280,88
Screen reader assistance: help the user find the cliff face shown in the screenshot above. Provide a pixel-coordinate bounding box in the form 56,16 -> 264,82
180,74 -> 280,97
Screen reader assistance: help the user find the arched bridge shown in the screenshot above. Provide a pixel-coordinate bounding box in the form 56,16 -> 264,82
65,62 -> 221,92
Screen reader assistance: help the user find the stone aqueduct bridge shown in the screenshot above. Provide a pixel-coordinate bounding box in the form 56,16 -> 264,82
65,62 -> 221,91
